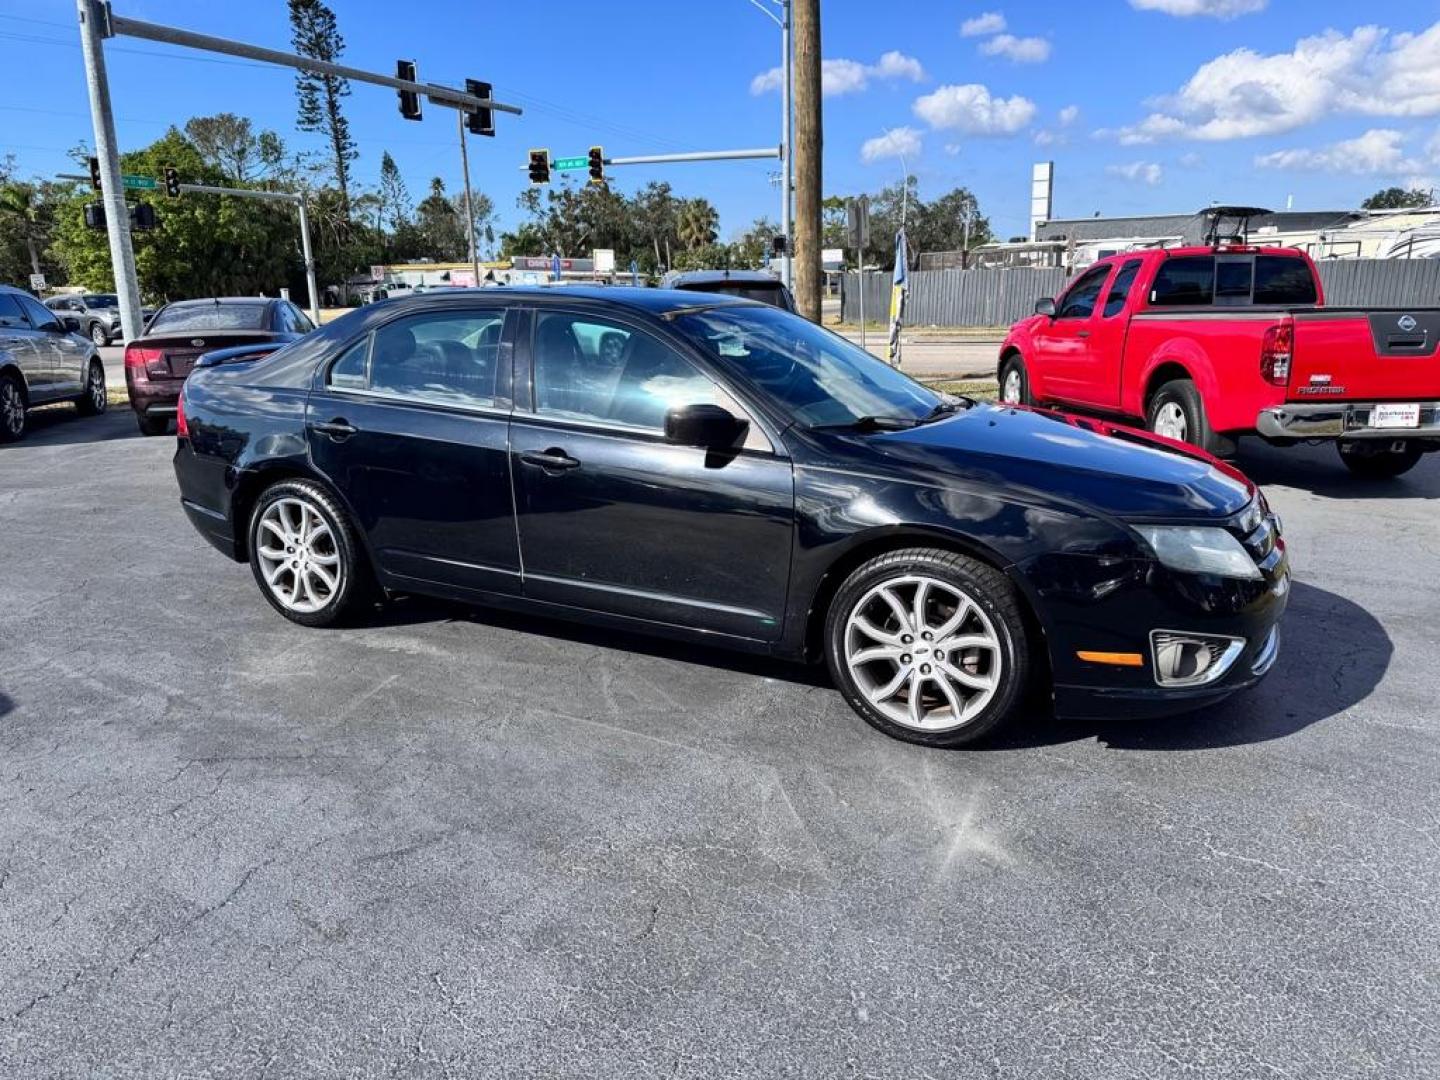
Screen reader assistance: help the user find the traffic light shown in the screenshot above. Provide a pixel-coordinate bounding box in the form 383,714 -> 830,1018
772,235 -> 788,256
130,203 -> 157,231
163,165 -> 180,199
396,60 -> 421,121
528,149 -> 550,185
83,202 -> 106,230
587,146 -> 604,186
88,156 -> 101,191
465,79 -> 494,137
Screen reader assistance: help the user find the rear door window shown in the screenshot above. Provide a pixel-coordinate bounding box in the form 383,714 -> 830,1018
366,309 -> 506,408
1253,256 -> 1318,305
1150,256 -> 1214,306
0,294 -> 28,329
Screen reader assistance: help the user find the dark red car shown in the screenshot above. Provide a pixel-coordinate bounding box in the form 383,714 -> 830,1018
124,297 -> 315,435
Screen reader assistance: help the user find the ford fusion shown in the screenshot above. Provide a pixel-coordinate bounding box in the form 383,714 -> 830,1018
173,288 -> 1288,747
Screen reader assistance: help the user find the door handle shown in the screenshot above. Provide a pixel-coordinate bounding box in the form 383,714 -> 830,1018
312,417 -> 358,440
519,448 -> 581,472
1077,330 -> 1091,338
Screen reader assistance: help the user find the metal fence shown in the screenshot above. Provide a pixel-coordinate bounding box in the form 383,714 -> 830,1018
1314,260 -> 1440,307
844,259 -> 1440,327
842,267 -> 1068,327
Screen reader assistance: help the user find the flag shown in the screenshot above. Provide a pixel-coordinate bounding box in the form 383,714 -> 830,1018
887,229 -> 909,367
551,252 -> 562,282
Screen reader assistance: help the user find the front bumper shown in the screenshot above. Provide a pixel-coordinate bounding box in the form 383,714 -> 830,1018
1256,401 -> 1440,441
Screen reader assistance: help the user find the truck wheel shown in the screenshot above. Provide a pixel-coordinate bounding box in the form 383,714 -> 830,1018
998,355 -> 1031,405
1147,379 -> 1215,454
1337,441 -> 1424,479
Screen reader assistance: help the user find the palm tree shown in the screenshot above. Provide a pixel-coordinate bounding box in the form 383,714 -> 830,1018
0,184 -> 43,277
676,199 -> 719,250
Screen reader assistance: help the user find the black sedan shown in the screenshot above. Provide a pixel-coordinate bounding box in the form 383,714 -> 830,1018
173,288 -> 1288,747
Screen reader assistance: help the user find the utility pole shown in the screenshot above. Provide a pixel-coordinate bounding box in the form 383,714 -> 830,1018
76,0 -> 144,342
780,0 -> 793,290
792,0 -> 822,321
457,110 -> 481,286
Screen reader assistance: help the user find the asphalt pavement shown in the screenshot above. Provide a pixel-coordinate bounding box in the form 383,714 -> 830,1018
2,405 -> 1437,1078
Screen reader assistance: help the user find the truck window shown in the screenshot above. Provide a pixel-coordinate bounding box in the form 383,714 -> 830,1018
1056,265 -> 1111,319
1150,256 -> 1214,306
1253,255 -> 1318,305
1215,258 -> 1254,304
1103,260 -> 1142,317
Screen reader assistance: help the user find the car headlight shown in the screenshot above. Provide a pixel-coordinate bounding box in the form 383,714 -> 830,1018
1134,525 -> 1261,581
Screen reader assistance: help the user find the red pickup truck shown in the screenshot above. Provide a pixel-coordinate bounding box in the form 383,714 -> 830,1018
998,245 -> 1440,478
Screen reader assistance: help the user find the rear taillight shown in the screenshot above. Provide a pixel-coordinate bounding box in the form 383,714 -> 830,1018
124,345 -> 163,376
176,393 -> 189,439
1260,320 -> 1293,386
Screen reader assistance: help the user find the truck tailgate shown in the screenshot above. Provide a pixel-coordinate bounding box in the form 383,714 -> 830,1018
1289,310 -> 1440,401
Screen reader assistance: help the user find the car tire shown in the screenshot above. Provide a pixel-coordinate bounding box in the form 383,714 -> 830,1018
136,413 -> 170,437
1337,441 -> 1424,479
90,323 -> 109,347
75,359 -> 107,416
998,353 -> 1031,405
824,547 -> 1031,748
248,478 -> 374,628
1147,378 -> 1216,454
0,372 -> 26,443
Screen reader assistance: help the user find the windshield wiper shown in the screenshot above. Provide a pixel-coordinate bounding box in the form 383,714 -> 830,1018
917,397 -> 973,423
812,414 -> 920,432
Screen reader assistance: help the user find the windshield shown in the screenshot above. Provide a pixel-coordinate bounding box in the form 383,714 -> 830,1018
148,302 -> 268,333
674,305 -> 941,428
83,294 -> 118,308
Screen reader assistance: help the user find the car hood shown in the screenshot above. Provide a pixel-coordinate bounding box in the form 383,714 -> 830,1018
849,403 -> 1255,521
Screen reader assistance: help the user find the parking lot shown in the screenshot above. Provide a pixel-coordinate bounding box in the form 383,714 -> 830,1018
2,405 -> 1437,1077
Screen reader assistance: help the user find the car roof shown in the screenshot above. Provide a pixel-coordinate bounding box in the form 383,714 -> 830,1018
159,297 -> 274,307
1102,245 -> 1312,262
378,285 -> 758,316
662,270 -> 784,287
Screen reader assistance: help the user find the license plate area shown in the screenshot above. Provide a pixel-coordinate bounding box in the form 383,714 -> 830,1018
1370,402 -> 1421,429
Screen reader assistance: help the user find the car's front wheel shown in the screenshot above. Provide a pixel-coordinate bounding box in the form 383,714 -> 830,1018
998,354 -> 1031,405
825,548 -> 1030,747
0,373 -> 26,443
75,359 -> 107,416
1337,440 -> 1424,479
89,323 -> 109,346
248,479 -> 373,627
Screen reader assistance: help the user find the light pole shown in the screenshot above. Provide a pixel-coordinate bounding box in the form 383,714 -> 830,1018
747,0 -> 792,288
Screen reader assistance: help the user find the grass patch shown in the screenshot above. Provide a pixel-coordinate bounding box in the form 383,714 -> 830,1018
923,378 -> 998,400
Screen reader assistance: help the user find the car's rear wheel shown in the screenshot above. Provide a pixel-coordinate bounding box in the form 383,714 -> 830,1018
1147,378 -> 1217,453
998,354 -> 1030,405
75,360 -> 107,416
0,373 -> 26,443
248,479 -> 373,627
825,548 -> 1030,747
136,413 -> 169,436
89,323 -> 109,346
1337,440 -> 1424,479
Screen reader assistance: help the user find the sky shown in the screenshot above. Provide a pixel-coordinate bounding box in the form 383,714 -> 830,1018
3,0 -> 1440,245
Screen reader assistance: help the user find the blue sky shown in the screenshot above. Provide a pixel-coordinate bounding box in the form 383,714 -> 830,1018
3,0 -> 1439,244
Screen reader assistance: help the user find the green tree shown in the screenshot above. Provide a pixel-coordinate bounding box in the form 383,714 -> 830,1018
676,198 -> 719,250
0,163 -> 66,284
289,0 -> 356,220
415,178 -> 467,260
377,151 -> 410,232
730,216 -> 780,269
1361,186 -> 1433,210
183,113 -> 286,184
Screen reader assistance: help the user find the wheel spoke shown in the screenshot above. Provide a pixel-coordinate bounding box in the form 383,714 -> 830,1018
942,633 -> 996,653
911,579 -> 931,633
310,563 -> 337,593
931,598 -> 973,641
907,670 -> 925,727
938,658 -> 994,692
867,665 -> 910,703
311,549 -> 339,566
933,670 -> 967,722
260,518 -> 288,544
878,586 -> 913,634
256,544 -> 287,560
263,560 -> 288,586
851,645 -> 903,665
853,616 -> 902,646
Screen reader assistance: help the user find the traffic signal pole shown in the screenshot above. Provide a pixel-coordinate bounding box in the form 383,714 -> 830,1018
76,0 -> 144,342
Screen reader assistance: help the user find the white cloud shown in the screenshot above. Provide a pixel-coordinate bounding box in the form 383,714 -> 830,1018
979,34 -> 1051,63
861,126 -> 923,163
1129,0 -> 1266,17
1058,104 -> 1080,126
1033,129 -> 1056,146
1254,128 -> 1417,174
1179,151 -> 1204,168
913,83 -> 1037,134
1105,22 -> 1440,143
961,12 -> 1006,36
750,51 -> 927,97
1107,161 -> 1165,185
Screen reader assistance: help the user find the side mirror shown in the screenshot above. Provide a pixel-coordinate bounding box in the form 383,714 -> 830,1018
1034,297 -> 1056,317
60,315 -> 82,332
664,403 -> 747,449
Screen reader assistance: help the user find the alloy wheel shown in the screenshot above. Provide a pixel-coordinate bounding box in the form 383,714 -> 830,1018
1002,369 -> 1023,403
1,381 -> 22,436
91,324 -> 108,346
1153,401 -> 1187,441
843,574 -> 1002,732
88,365 -> 106,410
255,497 -> 342,613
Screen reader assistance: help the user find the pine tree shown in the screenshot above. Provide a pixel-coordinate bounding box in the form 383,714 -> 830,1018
288,0 -> 356,221
378,151 -> 410,232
